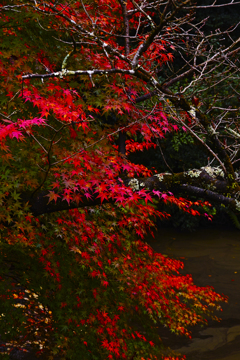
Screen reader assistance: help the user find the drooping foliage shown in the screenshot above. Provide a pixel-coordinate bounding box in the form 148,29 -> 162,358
1,0 -> 238,359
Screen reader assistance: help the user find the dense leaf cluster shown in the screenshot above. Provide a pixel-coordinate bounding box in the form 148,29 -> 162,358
1,1 -> 239,359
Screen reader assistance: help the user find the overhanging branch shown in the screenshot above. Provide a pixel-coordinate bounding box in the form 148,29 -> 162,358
22,68 -> 135,80
21,167 -> 240,217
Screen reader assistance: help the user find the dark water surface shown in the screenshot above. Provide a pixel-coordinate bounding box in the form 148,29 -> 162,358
146,227 -> 240,359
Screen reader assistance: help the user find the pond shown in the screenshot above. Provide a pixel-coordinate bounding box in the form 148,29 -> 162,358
146,227 -> 240,360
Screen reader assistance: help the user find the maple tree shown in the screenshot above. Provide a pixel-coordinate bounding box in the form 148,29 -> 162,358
0,0 -> 239,359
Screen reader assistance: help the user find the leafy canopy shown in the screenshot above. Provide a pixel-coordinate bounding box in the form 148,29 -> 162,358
0,1 -> 230,359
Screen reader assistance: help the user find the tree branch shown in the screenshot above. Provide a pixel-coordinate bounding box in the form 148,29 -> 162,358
21,167 -> 240,217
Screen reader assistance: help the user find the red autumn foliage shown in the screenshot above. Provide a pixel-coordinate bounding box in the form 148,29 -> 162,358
1,1 -> 238,359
